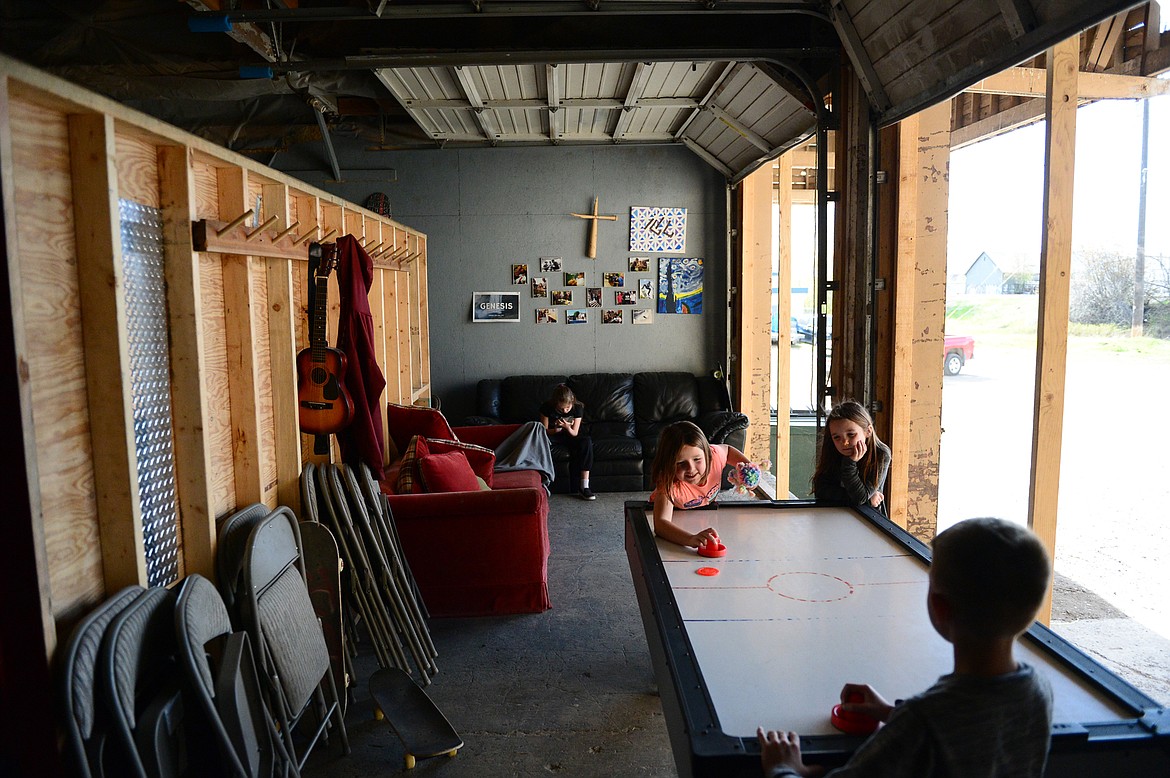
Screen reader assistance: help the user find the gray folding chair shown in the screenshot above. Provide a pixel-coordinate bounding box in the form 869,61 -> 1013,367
98,586 -> 183,778
58,585 -> 147,778
240,507 -> 350,769
217,502 -> 276,617
174,573 -> 298,778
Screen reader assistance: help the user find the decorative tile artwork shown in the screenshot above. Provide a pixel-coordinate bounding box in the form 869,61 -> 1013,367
630,206 -> 687,253
657,257 -> 703,314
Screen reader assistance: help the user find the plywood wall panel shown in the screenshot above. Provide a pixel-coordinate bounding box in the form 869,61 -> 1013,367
114,130 -> 159,208
10,95 -> 105,617
198,254 -> 236,517
191,157 -> 221,221
253,264 -> 280,506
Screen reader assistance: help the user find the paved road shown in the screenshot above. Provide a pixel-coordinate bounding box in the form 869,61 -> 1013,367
939,338 -> 1170,702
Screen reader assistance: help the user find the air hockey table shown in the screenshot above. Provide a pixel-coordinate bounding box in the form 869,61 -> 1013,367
625,500 -> 1170,778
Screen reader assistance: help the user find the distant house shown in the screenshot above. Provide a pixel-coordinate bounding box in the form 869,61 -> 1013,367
964,252 -> 1003,294
1002,271 -> 1039,294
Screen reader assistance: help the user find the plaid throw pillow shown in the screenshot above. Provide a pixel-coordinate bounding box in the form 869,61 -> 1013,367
394,435 -> 431,495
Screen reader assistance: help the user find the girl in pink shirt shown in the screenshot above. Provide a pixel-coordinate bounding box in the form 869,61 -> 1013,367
649,421 -> 749,548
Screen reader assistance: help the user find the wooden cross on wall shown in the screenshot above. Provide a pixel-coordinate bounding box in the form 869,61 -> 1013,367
570,196 -> 617,259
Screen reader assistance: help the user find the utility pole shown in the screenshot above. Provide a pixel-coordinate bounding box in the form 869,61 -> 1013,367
1132,98 -> 1149,337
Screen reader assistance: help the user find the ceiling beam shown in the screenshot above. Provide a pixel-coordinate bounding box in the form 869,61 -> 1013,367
964,65 -> 1170,99
995,0 -> 1038,38
827,0 -> 890,113
681,137 -> 734,178
454,65 -> 500,143
546,64 -> 563,142
675,61 -> 737,139
1086,11 -> 1129,72
707,103 -> 772,153
613,61 -> 652,140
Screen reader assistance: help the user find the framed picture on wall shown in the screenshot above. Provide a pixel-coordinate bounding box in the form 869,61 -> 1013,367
512,264 -> 528,284
564,271 -> 586,286
656,257 -> 703,314
540,256 -> 563,272
536,308 -> 558,324
632,309 -> 651,324
586,287 -> 602,307
472,291 -> 521,322
616,291 -> 637,305
603,272 -> 624,287
551,290 -> 573,305
630,206 -> 687,253
566,309 -> 588,324
629,256 -> 650,272
638,279 -> 653,299
602,309 -> 623,324
531,277 -> 548,297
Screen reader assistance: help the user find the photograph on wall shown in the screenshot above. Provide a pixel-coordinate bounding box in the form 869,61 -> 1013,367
472,291 -> 521,322
632,309 -> 652,324
629,206 -> 687,253
536,308 -> 558,324
539,256 -> 563,272
656,256 -> 703,314
512,264 -> 528,284
615,290 -> 637,305
603,272 -> 624,287
566,309 -> 588,324
531,277 -> 548,297
551,290 -> 573,306
564,271 -> 586,287
629,256 -> 650,272
586,287 -> 602,307
638,278 -> 653,299
602,309 -> 624,324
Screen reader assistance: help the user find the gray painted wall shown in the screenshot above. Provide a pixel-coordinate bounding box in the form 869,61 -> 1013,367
276,141 -> 728,423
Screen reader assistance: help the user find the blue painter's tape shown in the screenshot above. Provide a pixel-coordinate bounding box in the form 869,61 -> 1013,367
188,15 -> 232,33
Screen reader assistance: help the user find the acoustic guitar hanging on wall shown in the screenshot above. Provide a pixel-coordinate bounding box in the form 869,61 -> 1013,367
297,242 -> 355,435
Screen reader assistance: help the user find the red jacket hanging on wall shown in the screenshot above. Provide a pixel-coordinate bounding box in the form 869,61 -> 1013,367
335,234 -> 387,479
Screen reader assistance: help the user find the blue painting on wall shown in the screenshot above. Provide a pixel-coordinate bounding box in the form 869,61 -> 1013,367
657,257 -> 703,314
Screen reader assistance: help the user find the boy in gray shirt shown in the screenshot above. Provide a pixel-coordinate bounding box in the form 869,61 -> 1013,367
759,517 -> 1054,777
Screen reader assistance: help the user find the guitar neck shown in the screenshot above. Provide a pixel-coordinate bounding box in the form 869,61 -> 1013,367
310,272 -> 331,362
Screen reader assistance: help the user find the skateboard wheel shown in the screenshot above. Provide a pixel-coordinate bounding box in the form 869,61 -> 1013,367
374,707 -> 385,721
447,749 -> 458,758
405,754 -> 416,769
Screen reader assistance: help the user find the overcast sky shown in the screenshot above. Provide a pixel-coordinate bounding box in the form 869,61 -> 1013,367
947,91 -> 1170,275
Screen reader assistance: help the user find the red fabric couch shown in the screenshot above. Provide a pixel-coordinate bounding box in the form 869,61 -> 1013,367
381,424 -> 551,617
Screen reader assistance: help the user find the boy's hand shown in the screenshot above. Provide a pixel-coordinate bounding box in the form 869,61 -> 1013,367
757,728 -> 823,777
839,683 -> 895,722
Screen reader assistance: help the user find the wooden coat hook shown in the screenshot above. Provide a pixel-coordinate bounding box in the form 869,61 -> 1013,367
272,220 -> 300,242
244,214 -> 279,241
295,225 -> 320,245
216,209 -> 255,236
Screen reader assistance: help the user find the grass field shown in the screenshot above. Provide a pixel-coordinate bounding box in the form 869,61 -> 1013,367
946,293 -> 1170,358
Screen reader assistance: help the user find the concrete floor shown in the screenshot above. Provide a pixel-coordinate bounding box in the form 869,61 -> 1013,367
306,490 -> 676,777
305,489 -> 1168,777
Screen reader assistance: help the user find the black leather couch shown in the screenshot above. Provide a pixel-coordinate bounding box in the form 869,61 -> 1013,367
468,372 -> 749,493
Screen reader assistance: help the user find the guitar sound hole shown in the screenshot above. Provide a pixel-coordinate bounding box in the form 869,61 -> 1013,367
311,366 -> 328,384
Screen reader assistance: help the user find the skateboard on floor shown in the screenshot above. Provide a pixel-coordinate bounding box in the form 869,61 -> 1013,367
369,666 -> 462,769
300,519 -> 349,711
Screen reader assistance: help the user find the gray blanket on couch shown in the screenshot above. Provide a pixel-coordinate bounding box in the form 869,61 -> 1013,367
493,421 -> 555,491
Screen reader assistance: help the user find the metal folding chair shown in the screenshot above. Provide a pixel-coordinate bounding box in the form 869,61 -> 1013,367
174,573 -> 298,778
239,507 -> 349,769
58,585 -> 147,778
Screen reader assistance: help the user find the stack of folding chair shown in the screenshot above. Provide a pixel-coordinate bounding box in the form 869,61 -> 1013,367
214,503 -> 350,771
300,462 -> 438,685
59,585 -> 186,778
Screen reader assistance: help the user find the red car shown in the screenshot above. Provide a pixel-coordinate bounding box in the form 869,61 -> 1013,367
944,334 -> 975,375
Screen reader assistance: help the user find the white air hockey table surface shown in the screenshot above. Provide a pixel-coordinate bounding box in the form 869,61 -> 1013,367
625,500 -> 1170,778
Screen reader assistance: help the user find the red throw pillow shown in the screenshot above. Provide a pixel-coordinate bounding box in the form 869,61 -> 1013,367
394,435 -> 431,495
424,438 -> 495,487
387,403 -> 454,456
418,451 -> 479,493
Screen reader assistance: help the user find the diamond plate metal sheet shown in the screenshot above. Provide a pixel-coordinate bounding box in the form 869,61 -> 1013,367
120,199 -> 181,587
